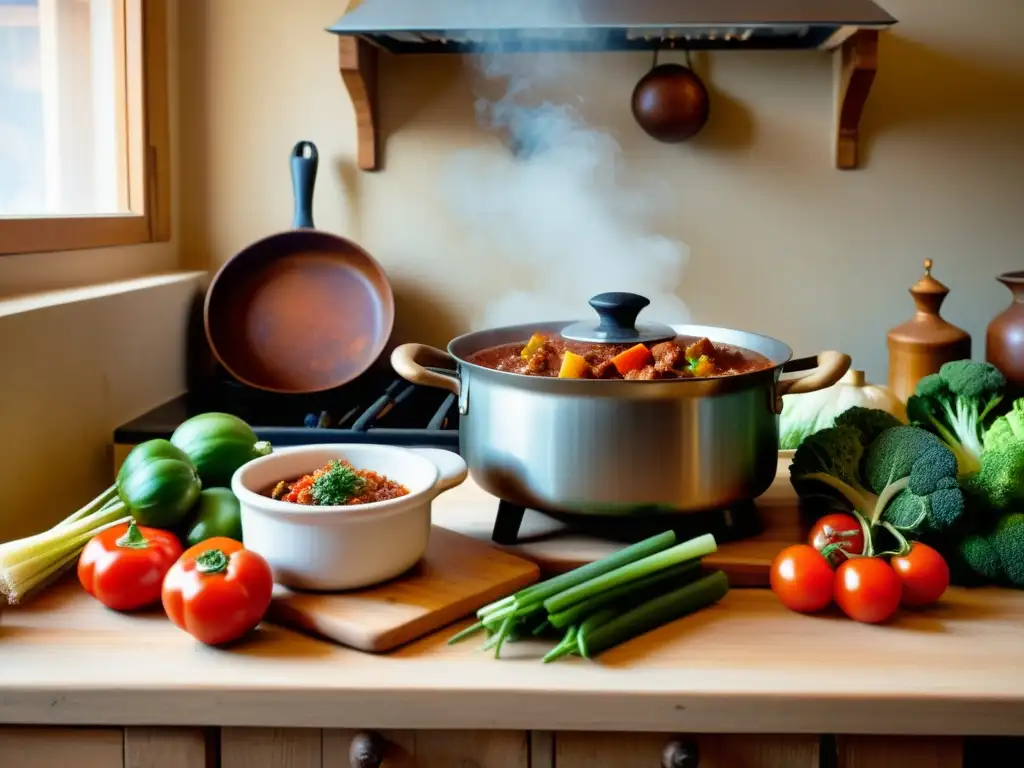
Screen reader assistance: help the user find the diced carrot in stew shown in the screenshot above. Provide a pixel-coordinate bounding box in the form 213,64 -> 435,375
691,354 -> 714,378
610,343 -> 655,375
520,333 -> 548,360
558,351 -> 591,379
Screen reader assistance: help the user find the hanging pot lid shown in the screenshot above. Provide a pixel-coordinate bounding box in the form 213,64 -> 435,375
561,292 -> 677,344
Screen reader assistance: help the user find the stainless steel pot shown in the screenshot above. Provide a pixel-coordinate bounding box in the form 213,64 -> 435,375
391,293 -> 850,516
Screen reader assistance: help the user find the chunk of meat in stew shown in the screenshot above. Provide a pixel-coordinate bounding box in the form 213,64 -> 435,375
466,334 -> 774,380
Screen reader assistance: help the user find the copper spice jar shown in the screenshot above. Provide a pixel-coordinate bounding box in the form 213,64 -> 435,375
887,259 -> 971,403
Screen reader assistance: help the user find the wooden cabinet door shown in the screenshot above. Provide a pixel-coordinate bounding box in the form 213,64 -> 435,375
837,736 -> 963,768
221,728 -> 322,768
554,731 -> 819,768
323,729 -> 529,767
124,727 -> 210,768
0,727 -> 124,768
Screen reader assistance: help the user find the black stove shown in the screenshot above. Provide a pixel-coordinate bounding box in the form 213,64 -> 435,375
115,365 -> 763,546
115,365 -> 461,452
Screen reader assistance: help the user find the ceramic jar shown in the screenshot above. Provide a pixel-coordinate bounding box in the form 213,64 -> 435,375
986,270 -> 1024,398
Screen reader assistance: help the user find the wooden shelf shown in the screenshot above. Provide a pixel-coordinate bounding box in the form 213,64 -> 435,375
336,31 -> 883,173
834,30 -> 880,170
338,36 -> 380,172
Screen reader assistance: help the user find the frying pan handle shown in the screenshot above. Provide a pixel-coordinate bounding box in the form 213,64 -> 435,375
775,350 -> 852,414
290,141 -> 318,229
391,344 -> 461,396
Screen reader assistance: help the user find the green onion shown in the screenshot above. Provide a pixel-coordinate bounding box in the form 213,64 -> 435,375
471,530 -> 677,623
543,533 -> 717,615
542,625 -> 579,664
578,570 -> 729,659
547,560 -> 702,629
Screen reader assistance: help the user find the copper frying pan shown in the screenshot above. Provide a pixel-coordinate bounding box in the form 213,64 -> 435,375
204,141 -> 394,394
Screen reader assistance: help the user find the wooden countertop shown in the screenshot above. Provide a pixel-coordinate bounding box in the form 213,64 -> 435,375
2,464 -> 1024,735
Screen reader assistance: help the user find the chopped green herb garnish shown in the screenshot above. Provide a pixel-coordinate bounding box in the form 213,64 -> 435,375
310,461 -> 365,505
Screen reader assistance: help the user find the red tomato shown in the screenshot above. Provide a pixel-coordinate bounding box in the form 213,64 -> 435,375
809,513 -> 865,564
891,543 -> 950,606
834,557 -> 902,623
161,537 -> 274,646
78,521 -> 183,611
770,544 -> 835,613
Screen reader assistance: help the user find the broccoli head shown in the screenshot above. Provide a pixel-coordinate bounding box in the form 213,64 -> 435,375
906,361 -> 1006,478
955,512 -> 1024,588
965,398 -> 1024,512
833,406 -> 904,446
790,422 -> 964,533
991,512 -> 1024,587
863,425 -> 965,532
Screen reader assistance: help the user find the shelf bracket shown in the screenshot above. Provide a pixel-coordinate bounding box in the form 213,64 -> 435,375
338,36 -> 380,172
833,29 -> 879,170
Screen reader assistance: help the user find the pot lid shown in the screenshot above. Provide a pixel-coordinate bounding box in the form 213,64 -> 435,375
560,293 -> 676,344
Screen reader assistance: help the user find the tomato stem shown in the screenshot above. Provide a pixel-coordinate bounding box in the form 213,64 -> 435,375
195,549 -> 229,574
850,509 -> 874,558
880,522 -> 913,557
115,521 -> 149,550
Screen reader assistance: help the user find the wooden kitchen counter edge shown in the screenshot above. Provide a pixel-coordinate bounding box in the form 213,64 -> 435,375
3,459 -> 1023,736
2,579 -> 1023,736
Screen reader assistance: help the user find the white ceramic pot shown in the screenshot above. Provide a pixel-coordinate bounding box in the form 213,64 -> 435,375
231,444 -> 468,591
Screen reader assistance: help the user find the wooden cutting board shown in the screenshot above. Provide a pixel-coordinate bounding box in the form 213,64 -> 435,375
266,526 -> 540,653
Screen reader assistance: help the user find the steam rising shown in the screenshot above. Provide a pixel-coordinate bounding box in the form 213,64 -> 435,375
440,11 -> 692,329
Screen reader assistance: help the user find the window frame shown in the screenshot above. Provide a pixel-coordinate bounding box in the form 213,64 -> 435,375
0,0 -> 170,256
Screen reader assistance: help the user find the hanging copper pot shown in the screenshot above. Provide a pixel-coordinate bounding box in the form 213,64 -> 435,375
632,50 -> 710,143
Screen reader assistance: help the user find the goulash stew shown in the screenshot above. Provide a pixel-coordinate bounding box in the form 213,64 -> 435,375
267,459 -> 409,506
466,334 -> 774,380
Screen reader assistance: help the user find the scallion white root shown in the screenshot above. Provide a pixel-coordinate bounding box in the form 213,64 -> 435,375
0,490 -> 130,604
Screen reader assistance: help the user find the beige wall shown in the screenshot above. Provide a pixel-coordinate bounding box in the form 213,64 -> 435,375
178,0 -> 1023,384
0,2 -> 195,540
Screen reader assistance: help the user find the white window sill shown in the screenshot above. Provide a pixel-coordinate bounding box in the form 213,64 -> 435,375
0,271 -> 206,319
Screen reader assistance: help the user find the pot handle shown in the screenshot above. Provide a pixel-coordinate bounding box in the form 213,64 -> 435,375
411,448 -> 469,495
391,343 -> 461,395
775,350 -> 851,412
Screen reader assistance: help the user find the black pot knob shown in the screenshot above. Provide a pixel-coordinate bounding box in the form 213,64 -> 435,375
349,731 -> 385,768
561,292 -> 675,344
662,737 -> 700,768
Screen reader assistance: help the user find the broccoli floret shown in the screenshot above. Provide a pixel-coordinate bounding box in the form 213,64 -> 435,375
906,361 -> 1006,478
966,399 -> 1024,511
789,425 -> 878,517
956,533 -> 1004,583
790,423 -> 964,533
862,426 -> 965,532
991,513 -> 1024,587
833,406 -> 904,446
950,512 -> 1024,587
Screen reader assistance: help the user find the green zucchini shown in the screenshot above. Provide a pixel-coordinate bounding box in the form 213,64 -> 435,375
118,457 -> 201,528
185,488 -> 243,546
117,439 -> 193,487
170,412 -> 271,488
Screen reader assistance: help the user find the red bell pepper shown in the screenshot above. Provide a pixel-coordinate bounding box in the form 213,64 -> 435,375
77,521 -> 183,611
161,537 -> 274,646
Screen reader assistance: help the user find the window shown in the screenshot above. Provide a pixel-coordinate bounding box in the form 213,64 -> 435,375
0,0 -> 169,255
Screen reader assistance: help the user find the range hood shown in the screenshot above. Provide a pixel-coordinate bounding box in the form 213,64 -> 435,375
328,0 -> 897,54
